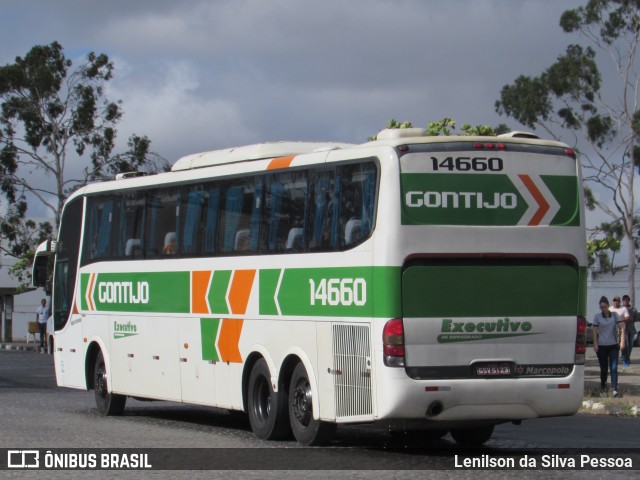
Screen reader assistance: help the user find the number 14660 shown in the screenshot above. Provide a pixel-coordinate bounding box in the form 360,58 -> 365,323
309,278 -> 367,307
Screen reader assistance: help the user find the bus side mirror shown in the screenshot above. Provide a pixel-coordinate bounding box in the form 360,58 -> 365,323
32,254 -> 49,288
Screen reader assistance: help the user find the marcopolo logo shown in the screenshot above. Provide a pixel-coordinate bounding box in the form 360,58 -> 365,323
437,318 -> 538,343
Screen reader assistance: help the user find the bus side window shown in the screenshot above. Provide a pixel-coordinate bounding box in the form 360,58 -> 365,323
117,192 -> 145,259
266,170 -> 308,253
82,197 -> 114,264
221,185 -> 244,252
149,189 -> 179,257
181,189 -> 204,255
145,196 -> 161,257
309,170 -> 336,251
249,181 -> 263,251
267,181 -> 285,251
339,161 -> 377,247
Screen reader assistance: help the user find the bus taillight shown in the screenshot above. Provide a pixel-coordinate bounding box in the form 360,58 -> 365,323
575,316 -> 587,365
383,318 -> 405,367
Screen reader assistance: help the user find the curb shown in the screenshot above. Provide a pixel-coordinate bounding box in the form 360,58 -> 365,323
0,343 -> 45,353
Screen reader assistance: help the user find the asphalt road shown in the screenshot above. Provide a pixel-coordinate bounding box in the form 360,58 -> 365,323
1,350 -> 638,479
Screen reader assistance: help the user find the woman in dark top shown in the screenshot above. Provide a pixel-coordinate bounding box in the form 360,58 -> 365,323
592,296 -> 626,397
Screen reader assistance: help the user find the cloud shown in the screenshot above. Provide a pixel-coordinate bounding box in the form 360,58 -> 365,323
106,58 -> 256,161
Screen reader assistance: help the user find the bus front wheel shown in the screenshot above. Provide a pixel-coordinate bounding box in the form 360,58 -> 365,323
247,358 -> 290,440
93,351 -> 126,416
288,363 -> 336,446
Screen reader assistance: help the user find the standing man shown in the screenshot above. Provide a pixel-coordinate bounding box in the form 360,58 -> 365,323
36,299 -> 49,348
622,295 -> 638,367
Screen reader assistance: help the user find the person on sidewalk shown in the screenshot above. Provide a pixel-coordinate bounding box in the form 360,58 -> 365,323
36,299 -> 49,348
593,296 -> 626,397
621,295 -> 638,367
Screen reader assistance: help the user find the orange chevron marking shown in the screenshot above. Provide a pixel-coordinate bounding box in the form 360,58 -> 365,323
267,156 -> 294,170
218,319 -> 244,363
519,174 -> 550,226
228,269 -> 256,315
88,273 -> 97,311
191,271 -> 212,314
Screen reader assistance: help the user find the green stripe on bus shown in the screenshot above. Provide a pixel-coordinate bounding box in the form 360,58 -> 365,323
200,318 -> 220,362
90,271 -> 190,313
402,265 -> 579,318
208,270 -> 231,315
401,173 -> 526,226
542,175 -> 580,226
259,266 -> 402,318
80,274 -> 90,311
400,173 -> 579,226
259,269 -> 281,315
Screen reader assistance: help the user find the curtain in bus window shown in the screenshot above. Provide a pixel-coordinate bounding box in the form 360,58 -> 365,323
330,174 -> 340,248
204,188 -> 219,254
268,182 -> 284,251
361,168 -> 376,237
183,190 -> 204,254
223,186 -> 244,252
249,182 -> 263,251
146,196 -> 160,257
84,201 -> 98,261
311,174 -> 330,248
96,200 -> 113,258
117,198 -> 127,256
118,195 -> 145,258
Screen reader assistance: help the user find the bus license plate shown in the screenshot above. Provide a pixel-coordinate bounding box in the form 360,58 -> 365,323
475,363 -> 511,376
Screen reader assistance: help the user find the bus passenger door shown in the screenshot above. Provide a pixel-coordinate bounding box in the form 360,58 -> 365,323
53,260 -> 85,389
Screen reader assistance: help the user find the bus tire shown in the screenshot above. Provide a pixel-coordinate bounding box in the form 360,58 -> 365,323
288,362 -> 336,446
450,425 -> 494,446
247,358 -> 290,440
93,351 -> 126,416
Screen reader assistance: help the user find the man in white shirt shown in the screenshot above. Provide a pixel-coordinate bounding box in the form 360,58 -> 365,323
36,299 -> 49,348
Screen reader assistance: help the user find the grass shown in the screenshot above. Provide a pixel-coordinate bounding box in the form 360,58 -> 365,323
581,380 -> 640,416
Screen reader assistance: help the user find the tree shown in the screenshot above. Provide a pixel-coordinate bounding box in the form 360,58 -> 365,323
495,0 -> 640,302
0,42 -> 167,278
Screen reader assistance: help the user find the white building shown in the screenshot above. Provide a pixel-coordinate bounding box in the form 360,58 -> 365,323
0,255 -> 47,342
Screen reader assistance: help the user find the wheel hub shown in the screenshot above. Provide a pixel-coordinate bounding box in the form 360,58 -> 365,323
292,381 -> 312,426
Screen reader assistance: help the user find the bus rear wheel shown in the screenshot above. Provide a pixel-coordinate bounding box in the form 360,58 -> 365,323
288,363 -> 336,446
93,351 -> 126,416
450,425 -> 494,446
247,358 -> 290,440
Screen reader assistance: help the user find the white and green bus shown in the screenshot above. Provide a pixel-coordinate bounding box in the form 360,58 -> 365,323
33,128 -> 587,446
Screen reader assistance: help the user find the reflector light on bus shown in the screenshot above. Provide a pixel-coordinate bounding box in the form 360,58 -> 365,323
473,142 -> 507,150
575,316 -> 587,365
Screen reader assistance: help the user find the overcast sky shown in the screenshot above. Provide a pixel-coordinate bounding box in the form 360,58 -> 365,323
2,0 -> 585,160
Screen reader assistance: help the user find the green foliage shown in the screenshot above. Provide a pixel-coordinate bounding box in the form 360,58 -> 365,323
371,117 -> 503,140
0,42 -> 165,285
497,1 -> 640,295
495,75 -> 552,128
584,186 -> 597,211
588,224 -> 622,271
496,44 -> 604,137
368,119 -> 414,140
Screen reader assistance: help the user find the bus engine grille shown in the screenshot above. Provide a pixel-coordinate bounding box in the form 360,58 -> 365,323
332,324 -> 373,419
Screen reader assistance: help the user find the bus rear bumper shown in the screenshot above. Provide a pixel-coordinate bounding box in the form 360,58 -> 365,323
374,366 -> 584,423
